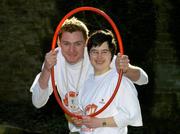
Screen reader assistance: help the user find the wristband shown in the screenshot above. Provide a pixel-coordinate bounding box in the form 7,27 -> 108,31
102,121 -> 107,127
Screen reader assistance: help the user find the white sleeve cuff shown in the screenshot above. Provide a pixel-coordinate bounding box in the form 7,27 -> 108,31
30,73 -> 51,108
113,110 -> 143,128
133,68 -> 148,85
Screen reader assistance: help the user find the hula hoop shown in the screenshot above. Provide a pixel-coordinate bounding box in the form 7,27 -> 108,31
51,6 -> 124,119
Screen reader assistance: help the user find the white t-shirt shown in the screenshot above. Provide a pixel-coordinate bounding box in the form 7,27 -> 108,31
30,47 -> 92,132
30,47 -> 146,132
78,69 -> 142,134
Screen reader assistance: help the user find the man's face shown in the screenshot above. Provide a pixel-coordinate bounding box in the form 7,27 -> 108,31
59,31 -> 86,64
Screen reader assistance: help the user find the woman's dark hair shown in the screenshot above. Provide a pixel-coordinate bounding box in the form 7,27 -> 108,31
87,29 -> 117,60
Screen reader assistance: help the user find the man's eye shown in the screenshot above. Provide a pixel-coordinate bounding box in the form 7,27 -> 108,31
63,42 -> 70,46
74,42 -> 83,46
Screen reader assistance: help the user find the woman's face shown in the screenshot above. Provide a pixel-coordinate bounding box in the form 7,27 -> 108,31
89,42 -> 112,75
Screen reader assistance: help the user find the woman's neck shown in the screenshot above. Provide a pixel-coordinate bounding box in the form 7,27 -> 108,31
94,67 -> 111,76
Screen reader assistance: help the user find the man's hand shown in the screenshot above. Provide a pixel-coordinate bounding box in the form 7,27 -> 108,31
71,117 -> 83,127
115,53 -> 130,73
43,50 -> 58,72
38,49 -> 58,89
65,110 -> 83,127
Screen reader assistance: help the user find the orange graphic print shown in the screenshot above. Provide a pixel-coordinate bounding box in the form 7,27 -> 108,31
85,104 -> 98,115
63,91 -> 78,106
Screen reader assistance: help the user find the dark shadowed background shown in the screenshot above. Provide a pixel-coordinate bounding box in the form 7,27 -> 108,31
0,0 -> 179,134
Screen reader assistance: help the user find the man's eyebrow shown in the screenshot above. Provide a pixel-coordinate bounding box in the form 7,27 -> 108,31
74,41 -> 84,43
61,40 -> 84,43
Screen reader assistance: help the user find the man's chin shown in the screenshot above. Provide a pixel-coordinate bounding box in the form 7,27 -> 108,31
65,55 -> 83,64
66,59 -> 78,64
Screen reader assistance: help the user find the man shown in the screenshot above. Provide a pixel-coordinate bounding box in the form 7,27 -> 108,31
30,17 -> 148,133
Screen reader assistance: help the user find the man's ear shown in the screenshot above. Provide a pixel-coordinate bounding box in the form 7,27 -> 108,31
85,37 -> 89,47
57,37 -> 61,47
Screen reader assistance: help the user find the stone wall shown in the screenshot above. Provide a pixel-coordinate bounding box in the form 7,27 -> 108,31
0,0 -> 58,103
151,0 -> 180,119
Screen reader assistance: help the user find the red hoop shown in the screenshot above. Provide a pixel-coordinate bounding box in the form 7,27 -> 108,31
51,6 -> 124,119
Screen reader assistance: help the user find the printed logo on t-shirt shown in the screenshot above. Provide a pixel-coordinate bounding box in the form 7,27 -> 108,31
63,91 -> 79,112
85,104 -> 98,115
99,98 -> 106,104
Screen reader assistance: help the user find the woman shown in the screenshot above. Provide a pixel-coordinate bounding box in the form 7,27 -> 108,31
76,30 -> 143,134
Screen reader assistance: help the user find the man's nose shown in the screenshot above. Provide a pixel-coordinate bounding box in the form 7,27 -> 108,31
69,44 -> 75,52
